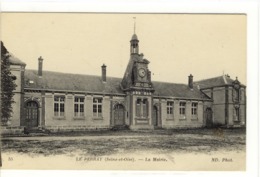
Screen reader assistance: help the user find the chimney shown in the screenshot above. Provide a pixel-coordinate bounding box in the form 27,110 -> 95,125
101,64 -> 106,82
188,74 -> 193,89
38,56 -> 43,77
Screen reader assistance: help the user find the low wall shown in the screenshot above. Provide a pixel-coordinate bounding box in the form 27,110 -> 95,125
1,126 -> 25,135
44,125 -> 111,132
162,124 -> 204,129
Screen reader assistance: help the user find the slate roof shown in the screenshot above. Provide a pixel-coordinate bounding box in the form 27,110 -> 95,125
153,81 -> 209,100
121,55 -> 137,89
194,75 -> 245,89
1,41 -> 26,66
121,54 -> 150,90
24,70 -> 124,95
25,69 -> 210,100
9,54 -> 26,66
131,34 -> 138,40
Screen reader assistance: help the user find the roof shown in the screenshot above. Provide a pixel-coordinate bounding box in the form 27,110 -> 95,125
1,41 -> 8,55
194,75 -> 245,89
121,54 -> 148,89
9,54 -> 26,66
121,55 -> 136,89
153,81 -> 209,100
24,70 -> 124,95
131,34 -> 138,40
25,69 -> 210,100
1,41 -> 26,66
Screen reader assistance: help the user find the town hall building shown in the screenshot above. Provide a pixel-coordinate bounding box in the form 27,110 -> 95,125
1,32 -> 246,134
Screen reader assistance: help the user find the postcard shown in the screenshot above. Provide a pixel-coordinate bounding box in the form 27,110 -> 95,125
0,10 -> 252,174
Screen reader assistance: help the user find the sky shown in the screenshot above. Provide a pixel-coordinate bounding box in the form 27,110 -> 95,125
1,13 -> 246,84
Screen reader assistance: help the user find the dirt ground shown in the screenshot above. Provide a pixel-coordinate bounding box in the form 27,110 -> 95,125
1,128 -> 246,157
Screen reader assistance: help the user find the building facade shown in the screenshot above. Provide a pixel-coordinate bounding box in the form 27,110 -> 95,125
1,33 -> 246,134
195,76 -> 246,127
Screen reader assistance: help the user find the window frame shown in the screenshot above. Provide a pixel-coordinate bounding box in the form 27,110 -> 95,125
191,102 -> 198,117
179,101 -> 186,118
54,95 -> 65,117
136,98 -> 141,117
234,107 -> 240,121
93,97 -> 103,118
136,98 -> 149,118
166,101 -> 174,119
142,99 -> 148,118
74,96 -> 85,118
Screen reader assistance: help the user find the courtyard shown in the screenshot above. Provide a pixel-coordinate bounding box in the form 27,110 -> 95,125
1,128 -> 246,157
0,128 -> 246,170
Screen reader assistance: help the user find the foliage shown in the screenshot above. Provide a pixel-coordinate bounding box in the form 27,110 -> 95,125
1,41 -> 17,126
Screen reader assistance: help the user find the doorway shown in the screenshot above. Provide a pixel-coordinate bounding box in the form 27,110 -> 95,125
153,106 -> 158,126
114,104 -> 125,126
205,108 -> 213,128
25,101 -> 39,127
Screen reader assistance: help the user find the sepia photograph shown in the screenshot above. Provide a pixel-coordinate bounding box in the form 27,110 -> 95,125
0,12 -> 249,172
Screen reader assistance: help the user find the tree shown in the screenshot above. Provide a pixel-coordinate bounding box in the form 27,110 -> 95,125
1,42 -> 17,126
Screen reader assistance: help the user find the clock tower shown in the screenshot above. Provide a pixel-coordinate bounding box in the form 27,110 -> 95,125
121,33 -> 154,130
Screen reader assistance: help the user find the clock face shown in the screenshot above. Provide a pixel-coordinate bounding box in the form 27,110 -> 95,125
138,68 -> 146,77
234,84 -> 240,90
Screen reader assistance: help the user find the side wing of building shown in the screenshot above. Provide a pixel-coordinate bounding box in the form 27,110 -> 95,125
195,75 -> 246,127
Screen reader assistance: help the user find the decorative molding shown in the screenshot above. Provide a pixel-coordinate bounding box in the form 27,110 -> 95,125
24,96 -> 42,107
67,95 -> 73,99
45,95 -> 53,98
234,104 -> 240,109
53,116 -> 66,120
73,117 -> 86,120
112,101 -> 126,110
165,118 -> 174,121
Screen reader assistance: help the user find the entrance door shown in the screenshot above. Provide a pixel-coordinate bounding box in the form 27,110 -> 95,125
25,101 -> 39,127
152,106 -> 158,126
114,104 -> 125,126
205,108 -> 213,128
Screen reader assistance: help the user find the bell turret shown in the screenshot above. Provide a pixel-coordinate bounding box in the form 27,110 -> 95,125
130,33 -> 139,55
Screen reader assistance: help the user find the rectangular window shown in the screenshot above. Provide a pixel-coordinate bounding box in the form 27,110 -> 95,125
136,99 -> 141,117
191,102 -> 198,116
234,108 -> 240,121
136,98 -> 149,118
179,102 -> 186,115
54,96 -> 65,117
167,101 -> 174,119
93,97 -> 102,117
142,99 -> 148,118
74,97 -> 85,117
233,89 -> 240,102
